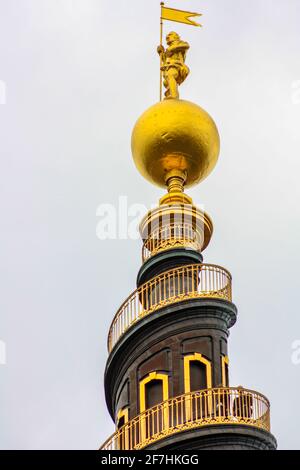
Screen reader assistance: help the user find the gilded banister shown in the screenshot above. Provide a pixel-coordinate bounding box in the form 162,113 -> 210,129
107,263 -> 232,352
142,222 -> 202,262
100,387 -> 271,450
139,204 -> 214,263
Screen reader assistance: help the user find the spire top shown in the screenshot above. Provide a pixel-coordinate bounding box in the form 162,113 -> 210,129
158,3 -> 202,100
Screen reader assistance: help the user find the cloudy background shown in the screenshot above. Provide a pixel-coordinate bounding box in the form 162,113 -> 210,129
0,0 -> 300,450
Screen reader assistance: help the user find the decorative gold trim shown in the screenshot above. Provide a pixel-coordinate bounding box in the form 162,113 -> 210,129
221,355 -> 229,387
100,387 -> 271,450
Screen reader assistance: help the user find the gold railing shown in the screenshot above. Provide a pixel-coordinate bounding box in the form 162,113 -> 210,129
142,222 -> 202,262
100,387 -> 270,450
108,263 -> 231,352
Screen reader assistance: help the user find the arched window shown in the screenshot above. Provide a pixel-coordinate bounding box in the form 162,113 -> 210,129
183,353 -> 212,420
116,407 -> 129,429
139,371 -> 169,412
184,353 -> 212,393
116,408 -> 129,450
139,372 -> 169,442
221,355 -> 229,387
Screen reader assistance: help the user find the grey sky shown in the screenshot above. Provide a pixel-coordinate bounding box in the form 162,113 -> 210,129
0,0 -> 299,450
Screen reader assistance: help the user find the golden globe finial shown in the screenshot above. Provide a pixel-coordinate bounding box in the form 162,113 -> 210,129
131,28 -> 220,193
131,98 -> 220,190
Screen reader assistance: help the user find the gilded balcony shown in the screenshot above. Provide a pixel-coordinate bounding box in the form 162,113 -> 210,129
100,387 -> 271,450
142,222 -> 203,262
107,263 -> 232,352
139,204 -> 213,262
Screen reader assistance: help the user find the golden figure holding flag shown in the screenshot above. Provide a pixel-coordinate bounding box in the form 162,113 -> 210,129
158,3 -> 202,100
157,31 -> 190,100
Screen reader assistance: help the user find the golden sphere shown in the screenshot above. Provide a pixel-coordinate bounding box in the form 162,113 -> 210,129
131,99 -> 220,188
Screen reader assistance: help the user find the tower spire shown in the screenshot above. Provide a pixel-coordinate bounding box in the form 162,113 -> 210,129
100,10 -> 277,452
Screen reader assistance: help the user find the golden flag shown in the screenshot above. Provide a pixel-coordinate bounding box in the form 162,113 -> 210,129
161,6 -> 202,27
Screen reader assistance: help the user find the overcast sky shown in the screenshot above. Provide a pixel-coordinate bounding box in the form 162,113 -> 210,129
0,0 -> 300,450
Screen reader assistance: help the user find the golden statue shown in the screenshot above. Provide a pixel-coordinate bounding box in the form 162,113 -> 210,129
131,24 -> 220,194
157,32 -> 190,99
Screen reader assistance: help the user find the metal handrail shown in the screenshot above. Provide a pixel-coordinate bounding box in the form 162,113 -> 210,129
142,222 -> 202,261
107,263 -> 232,352
100,387 -> 270,450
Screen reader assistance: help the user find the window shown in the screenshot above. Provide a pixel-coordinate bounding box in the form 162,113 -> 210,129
139,372 -> 169,412
221,355 -> 229,387
139,372 -> 169,442
116,408 -> 129,429
145,379 -> 163,409
184,353 -> 212,393
184,353 -> 212,420
116,408 -> 129,449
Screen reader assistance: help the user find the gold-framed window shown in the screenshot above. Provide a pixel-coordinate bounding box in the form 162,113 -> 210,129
221,355 -> 229,387
139,372 -> 169,443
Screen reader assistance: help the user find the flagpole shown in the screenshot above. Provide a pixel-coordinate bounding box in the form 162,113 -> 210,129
160,2 -> 164,101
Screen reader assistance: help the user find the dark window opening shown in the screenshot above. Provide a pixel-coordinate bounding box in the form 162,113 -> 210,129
190,360 -> 207,392
117,415 -> 125,430
224,362 -> 229,387
145,379 -> 163,409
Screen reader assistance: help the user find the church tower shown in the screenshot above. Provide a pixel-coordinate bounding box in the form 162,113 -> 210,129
100,8 -> 277,451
